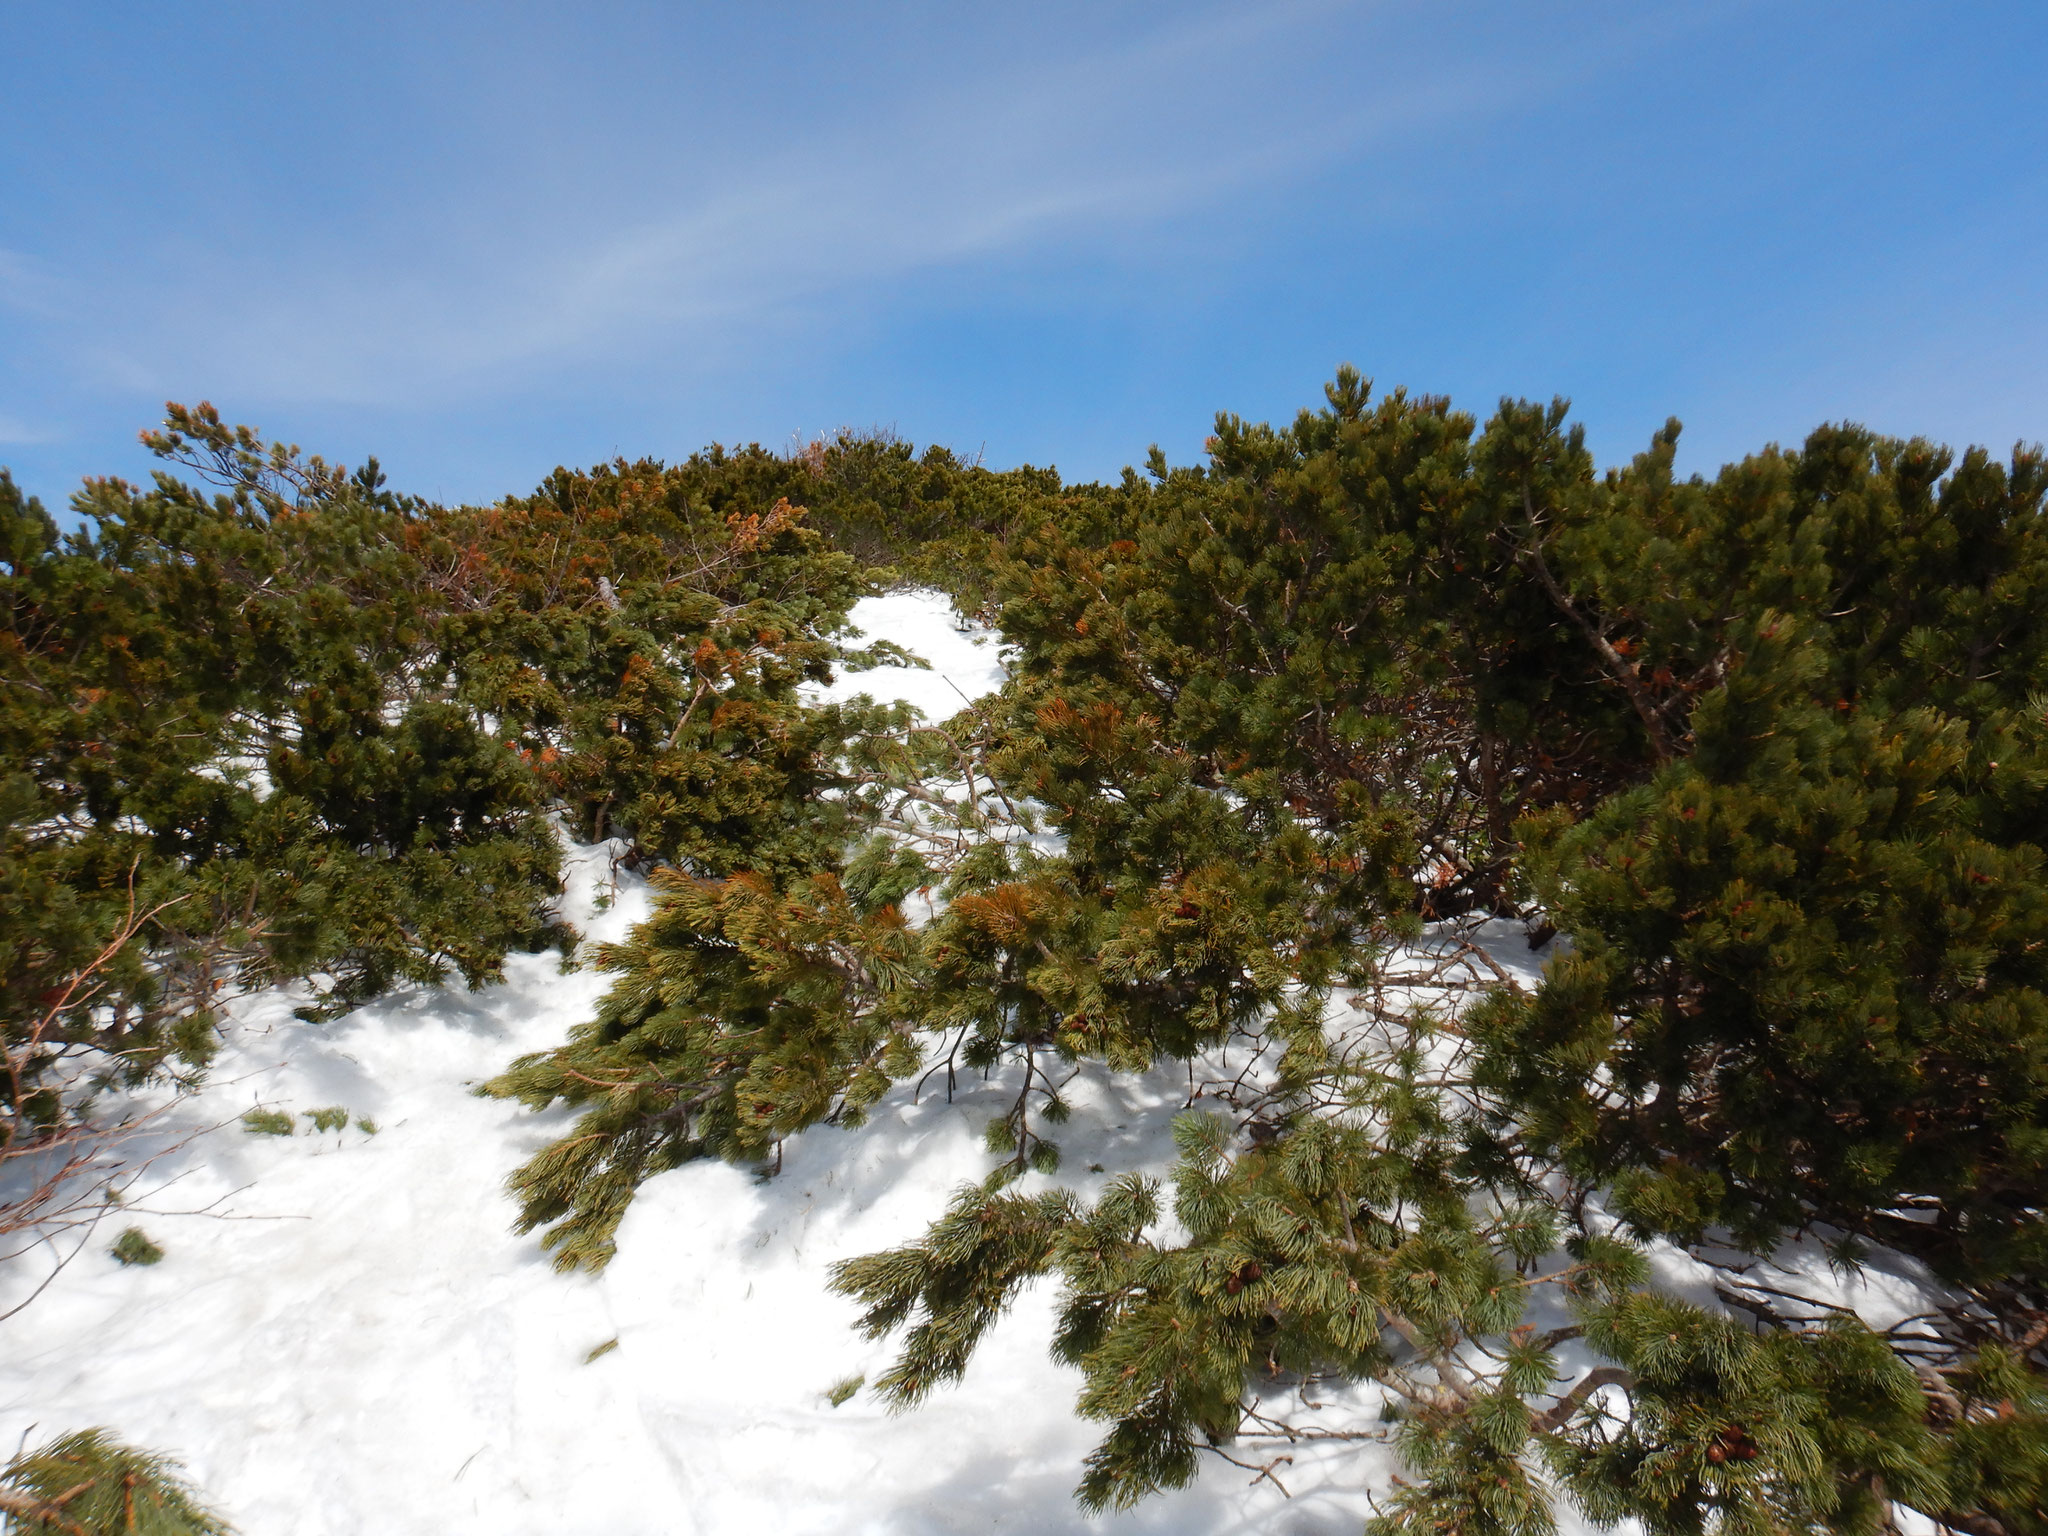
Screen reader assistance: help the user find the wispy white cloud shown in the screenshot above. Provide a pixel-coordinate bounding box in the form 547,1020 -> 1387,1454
17,0 -> 1705,411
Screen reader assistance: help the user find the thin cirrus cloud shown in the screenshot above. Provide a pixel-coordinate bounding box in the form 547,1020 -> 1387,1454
14,1 -> 1688,412
98,7 -> 1374,397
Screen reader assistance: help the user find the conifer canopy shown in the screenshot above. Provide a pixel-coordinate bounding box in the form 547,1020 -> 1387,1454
7,379 -> 2043,1534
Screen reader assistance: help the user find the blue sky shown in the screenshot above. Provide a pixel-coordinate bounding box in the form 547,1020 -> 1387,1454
4,1 -> 2044,509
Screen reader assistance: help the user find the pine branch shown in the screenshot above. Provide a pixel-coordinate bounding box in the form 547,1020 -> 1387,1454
1532,1366 -> 1633,1435
0,1484 -> 89,1536
1513,520 -> 1676,763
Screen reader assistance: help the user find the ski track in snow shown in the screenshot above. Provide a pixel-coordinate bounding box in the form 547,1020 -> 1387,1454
0,590 -> 1908,1534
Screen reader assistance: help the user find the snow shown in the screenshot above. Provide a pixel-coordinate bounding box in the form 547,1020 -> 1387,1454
805,588 -> 1012,719
0,592 -> 1396,1535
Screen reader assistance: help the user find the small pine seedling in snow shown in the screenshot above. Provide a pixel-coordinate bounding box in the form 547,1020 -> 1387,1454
355,1116 -> 379,1135
111,1227 -> 164,1266
240,1108 -> 293,1137
303,1105 -> 349,1133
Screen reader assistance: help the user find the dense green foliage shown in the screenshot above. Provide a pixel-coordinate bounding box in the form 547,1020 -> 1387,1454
1,410 -> 1061,1230
492,371 -> 2047,1536
1480,425 -> 2048,1288
2,423 -> 561,1140
8,376 -> 2045,1533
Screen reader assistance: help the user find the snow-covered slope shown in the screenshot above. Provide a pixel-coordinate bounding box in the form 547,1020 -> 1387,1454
0,593 -> 1400,1535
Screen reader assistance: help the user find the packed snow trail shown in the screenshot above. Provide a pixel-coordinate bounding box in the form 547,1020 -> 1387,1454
0,594 -> 1404,1535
